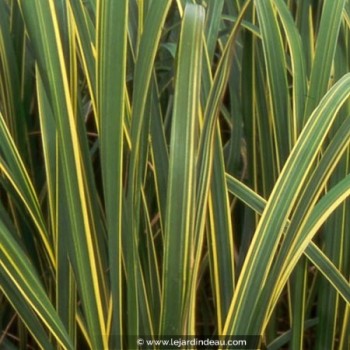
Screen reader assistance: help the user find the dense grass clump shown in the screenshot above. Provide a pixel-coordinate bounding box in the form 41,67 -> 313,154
1,0 -> 349,349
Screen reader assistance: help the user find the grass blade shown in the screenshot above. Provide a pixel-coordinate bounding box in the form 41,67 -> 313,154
226,174 -> 350,305
125,0 -> 172,338
160,3 -> 204,335
255,0 -> 291,166
224,73 -> 350,336
18,1 -> 107,347
96,0 -> 128,346
304,0 -> 347,120
1,221 -> 73,349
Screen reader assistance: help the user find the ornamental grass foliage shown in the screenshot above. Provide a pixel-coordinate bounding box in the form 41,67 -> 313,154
0,0 -> 350,349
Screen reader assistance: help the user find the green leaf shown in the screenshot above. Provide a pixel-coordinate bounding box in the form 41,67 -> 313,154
18,1 -> 107,348
255,0 -> 291,166
224,73 -> 350,336
1,221 -> 73,350
226,173 -> 350,305
161,3 -> 204,335
0,112 -> 54,266
304,0 -> 347,120
96,0 -> 128,347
